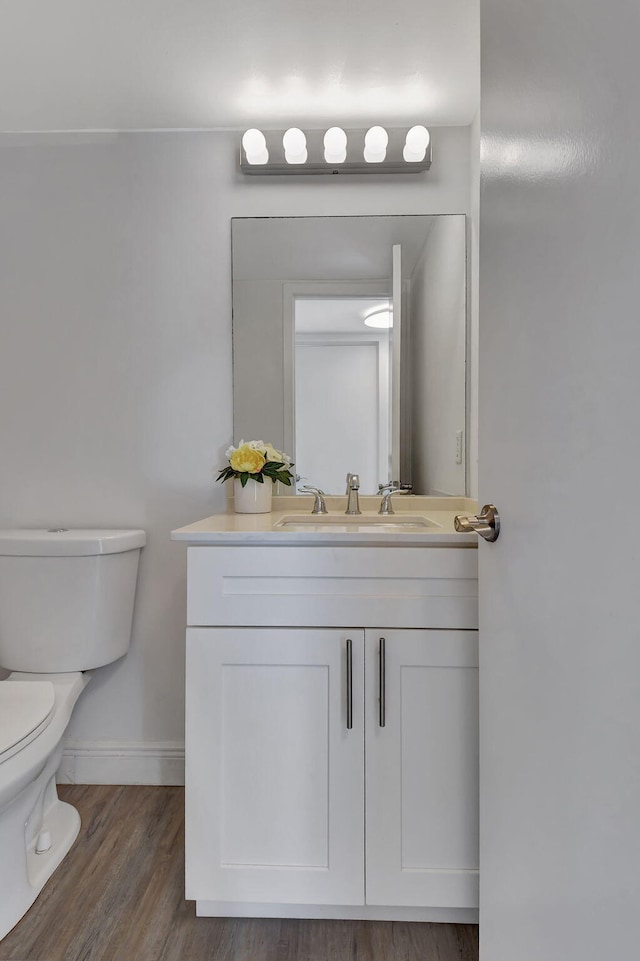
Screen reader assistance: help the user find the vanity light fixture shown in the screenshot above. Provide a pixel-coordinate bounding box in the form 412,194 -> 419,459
364,305 -> 394,329
239,125 -> 431,175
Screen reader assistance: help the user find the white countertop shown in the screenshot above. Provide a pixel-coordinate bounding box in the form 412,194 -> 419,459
171,495 -> 479,547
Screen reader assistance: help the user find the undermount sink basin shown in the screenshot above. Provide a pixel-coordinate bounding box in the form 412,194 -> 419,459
274,514 -> 440,532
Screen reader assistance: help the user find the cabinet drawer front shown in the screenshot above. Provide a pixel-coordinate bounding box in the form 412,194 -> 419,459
187,547 -> 478,629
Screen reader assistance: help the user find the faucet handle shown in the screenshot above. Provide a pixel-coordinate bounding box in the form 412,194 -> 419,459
300,485 -> 328,515
378,480 -> 413,492
378,485 -> 408,515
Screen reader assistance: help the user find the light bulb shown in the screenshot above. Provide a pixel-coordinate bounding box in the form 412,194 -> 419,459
403,144 -> 426,163
364,146 -> 386,164
324,126 -> 347,164
242,128 -> 268,165
242,128 -> 266,153
324,127 -> 347,152
282,127 -> 306,154
364,126 -> 389,151
285,148 -> 308,164
405,125 -> 430,152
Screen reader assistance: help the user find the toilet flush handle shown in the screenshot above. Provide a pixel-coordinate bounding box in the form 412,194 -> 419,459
36,830 -> 52,854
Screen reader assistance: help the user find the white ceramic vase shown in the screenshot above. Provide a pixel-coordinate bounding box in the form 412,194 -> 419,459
233,477 -> 273,514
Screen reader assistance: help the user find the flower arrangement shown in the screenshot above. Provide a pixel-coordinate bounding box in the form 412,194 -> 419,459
216,440 -> 295,488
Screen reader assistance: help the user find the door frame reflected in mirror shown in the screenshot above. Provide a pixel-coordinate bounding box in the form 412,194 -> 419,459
284,282 -> 394,495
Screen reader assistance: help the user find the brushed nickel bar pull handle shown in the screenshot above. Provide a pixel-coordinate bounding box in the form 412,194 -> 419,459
379,636 -> 386,728
346,638 -> 353,730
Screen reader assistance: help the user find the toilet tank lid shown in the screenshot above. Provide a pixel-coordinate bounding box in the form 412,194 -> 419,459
0,529 -> 146,556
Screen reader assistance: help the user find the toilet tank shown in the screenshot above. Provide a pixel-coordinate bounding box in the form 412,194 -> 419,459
0,529 -> 146,673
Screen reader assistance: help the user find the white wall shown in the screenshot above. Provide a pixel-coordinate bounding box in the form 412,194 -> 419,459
232,279 -> 288,447
468,109 -> 480,499
0,126 -> 472,782
409,216 -> 467,495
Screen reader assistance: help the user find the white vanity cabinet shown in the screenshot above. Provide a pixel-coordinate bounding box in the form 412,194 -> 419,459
183,544 -> 479,922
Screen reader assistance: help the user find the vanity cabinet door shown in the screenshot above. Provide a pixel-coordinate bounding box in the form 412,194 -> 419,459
365,629 -> 479,909
186,627 -> 365,906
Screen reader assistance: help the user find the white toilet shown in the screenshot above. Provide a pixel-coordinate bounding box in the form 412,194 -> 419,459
0,528 -> 146,941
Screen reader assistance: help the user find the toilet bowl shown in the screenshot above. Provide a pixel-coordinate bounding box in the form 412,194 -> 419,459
0,528 -> 145,942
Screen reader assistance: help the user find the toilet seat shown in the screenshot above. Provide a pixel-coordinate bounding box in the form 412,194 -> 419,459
0,681 -> 55,763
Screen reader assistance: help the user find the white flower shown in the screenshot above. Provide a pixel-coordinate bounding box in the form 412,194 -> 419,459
263,443 -> 288,464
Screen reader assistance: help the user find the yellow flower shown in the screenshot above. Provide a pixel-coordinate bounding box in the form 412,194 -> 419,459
229,444 -> 265,474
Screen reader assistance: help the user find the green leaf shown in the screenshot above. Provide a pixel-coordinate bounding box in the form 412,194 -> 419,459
216,466 -> 235,484
219,455 -> 293,489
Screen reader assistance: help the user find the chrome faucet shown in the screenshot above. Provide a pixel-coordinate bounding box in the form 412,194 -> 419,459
378,482 -> 408,515
300,485 -> 328,514
345,473 -> 361,515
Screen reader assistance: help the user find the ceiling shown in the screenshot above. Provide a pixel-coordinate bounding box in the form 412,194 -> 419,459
0,0 -> 479,132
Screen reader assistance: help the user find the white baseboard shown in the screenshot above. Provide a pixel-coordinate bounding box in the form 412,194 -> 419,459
57,739 -> 185,786
195,901 -> 479,924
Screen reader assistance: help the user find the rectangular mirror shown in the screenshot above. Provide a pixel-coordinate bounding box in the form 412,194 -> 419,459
232,215 -> 467,495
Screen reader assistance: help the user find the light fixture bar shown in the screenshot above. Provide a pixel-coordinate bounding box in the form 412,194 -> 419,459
239,127 -> 432,175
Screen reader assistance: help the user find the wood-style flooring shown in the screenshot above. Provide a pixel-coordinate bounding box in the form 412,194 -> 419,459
0,785 -> 479,961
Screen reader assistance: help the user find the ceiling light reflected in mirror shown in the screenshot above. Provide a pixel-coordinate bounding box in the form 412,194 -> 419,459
363,304 -> 393,329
